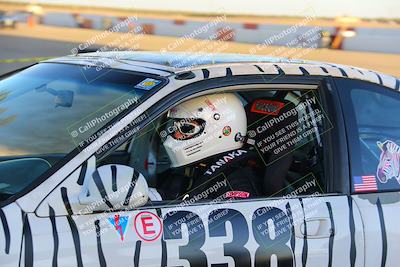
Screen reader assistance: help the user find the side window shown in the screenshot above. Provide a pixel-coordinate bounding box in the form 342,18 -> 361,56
336,78 -> 400,193
98,88 -> 330,203
240,89 -> 329,198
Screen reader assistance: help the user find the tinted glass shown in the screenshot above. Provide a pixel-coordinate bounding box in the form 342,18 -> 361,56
0,62 -> 163,198
337,78 -> 400,193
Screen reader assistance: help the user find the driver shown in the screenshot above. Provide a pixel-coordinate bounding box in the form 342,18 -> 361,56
155,93 -> 261,201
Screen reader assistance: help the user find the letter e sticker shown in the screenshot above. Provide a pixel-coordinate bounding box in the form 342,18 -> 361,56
134,211 -> 163,242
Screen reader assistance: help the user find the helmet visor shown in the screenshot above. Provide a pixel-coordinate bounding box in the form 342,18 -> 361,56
163,118 -> 205,141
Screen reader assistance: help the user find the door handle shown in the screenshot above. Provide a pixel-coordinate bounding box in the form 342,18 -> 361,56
295,217 -> 334,239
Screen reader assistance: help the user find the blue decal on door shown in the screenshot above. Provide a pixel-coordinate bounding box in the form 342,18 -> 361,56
108,214 -> 129,241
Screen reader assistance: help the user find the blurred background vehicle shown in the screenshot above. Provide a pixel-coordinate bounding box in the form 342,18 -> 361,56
0,10 -> 16,28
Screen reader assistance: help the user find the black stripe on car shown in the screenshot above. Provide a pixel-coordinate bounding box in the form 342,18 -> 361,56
337,67 -> 348,77
95,220 -> 107,267
157,208 -> 167,267
320,67 -> 329,73
299,198 -> 308,267
348,196 -> 356,267
61,187 -> 73,216
123,169 -> 140,206
299,67 -> 310,75
226,67 -> 233,76
49,205 -> 59,267
273,64 -> 285,75
326,202 -> 335,267
92,170 -> 114,209
352,67 -> 364,75
111,165 -> 118,192
0,208 -> 10,254
61,187 -> 83,267
201,69 -> 210,79
376,198 -> 387,267
374,72 -> 383,85
76,162 -> 88,186
254,65 -> 264,73
22,212 -> 33,267
134,240 -> 142,267
285,202 -> 296,263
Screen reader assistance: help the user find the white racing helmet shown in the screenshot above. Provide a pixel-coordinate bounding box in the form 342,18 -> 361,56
162,93 -> 247,167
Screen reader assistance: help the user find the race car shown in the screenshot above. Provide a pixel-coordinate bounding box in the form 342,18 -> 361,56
0,51 -> 399,266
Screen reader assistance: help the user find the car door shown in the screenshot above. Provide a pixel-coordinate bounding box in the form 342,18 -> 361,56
155,79 -> 364,267
159,194 -> 363,267
336,78 -> 400,267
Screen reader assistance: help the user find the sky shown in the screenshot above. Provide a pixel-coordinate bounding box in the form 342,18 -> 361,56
10,0 -> 400,18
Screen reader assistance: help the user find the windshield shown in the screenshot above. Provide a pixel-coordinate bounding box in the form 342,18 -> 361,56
0,62 -> 163,199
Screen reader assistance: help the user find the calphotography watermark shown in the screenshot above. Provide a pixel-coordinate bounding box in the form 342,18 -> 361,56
247,90 -> 333,167
252,174 -> 324,241
70,16 -> 139,55
79,188 -> 147,236
69,96 -> 139,139
82,108 -> 146,156
157,11 -> 234,71
164,14 -> 228,52
66,90 -> 144,154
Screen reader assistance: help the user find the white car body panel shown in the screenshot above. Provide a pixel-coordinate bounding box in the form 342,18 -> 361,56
353,193 -> 400,267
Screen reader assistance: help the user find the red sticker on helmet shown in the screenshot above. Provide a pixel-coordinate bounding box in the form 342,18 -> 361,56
250,99 -> 284,116
205,98 -> 217,111
222,126 -> 231,136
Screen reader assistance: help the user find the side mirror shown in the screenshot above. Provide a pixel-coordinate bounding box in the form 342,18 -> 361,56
79,164 -> 149,212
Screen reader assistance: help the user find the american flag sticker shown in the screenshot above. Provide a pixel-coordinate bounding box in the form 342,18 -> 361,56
353,175 -> 378,193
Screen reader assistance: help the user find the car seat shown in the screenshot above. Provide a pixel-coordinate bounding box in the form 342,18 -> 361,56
245,92 -> 298,196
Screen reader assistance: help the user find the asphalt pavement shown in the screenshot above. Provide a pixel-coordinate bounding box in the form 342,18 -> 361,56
1,29 -> 399,77
0,35 -> 79,75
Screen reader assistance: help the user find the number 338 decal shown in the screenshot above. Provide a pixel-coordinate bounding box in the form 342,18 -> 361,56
162,206 -> 294,267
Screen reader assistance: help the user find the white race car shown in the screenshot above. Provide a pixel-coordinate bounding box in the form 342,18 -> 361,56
0,51 -> 399,266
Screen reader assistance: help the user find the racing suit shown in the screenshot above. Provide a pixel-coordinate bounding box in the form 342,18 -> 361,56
156,146 -> 261,201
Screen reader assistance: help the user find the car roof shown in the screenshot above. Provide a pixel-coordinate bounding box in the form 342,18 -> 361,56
45,51 -> 400,90
95,51 -> 310,67
46,51 -> 315,69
